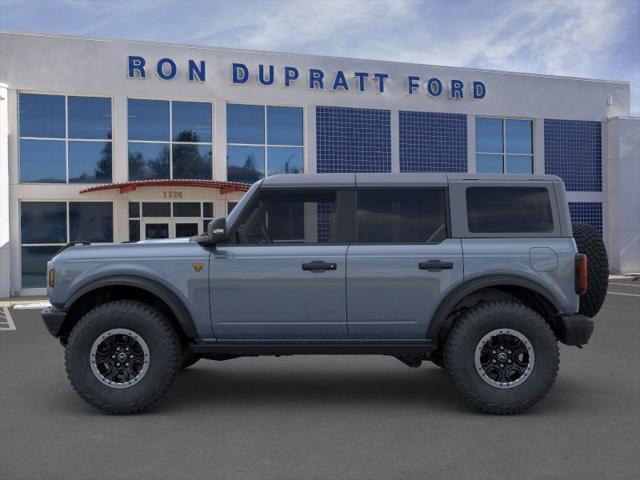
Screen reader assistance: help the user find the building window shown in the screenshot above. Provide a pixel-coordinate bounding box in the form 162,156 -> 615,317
128,201 -> 214,241
226,104 -> 304,184
128,99 -> 213,181
19,93 -> 112,183
476,118 -> 533,174
20,202 -> 113,288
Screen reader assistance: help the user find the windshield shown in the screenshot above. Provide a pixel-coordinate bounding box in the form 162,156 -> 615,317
226,180 -> 261,229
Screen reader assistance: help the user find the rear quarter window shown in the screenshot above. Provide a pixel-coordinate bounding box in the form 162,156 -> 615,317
466,186 -> 554,233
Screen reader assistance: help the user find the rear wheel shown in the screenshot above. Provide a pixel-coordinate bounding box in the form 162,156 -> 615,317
572,223 -> 608,317
444,301 -> 559,414
65,300 -> 181,414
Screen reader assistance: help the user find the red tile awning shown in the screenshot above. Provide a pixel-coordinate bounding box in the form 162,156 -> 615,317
79,179 -> 251,194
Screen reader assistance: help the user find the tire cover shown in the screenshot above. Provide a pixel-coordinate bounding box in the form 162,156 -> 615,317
572,223 -> 608,317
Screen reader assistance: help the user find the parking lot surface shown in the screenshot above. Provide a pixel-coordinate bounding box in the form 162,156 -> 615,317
1,281 -> 639,480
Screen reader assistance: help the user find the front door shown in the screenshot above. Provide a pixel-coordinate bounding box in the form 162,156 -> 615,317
346,188 -> 464,339
210,188 -> 348,339
141,218 -> 202,240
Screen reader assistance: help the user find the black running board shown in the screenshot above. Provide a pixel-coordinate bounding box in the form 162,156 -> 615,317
191,341 -> 436,357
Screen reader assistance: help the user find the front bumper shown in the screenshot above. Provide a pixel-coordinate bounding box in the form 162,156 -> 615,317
42,307 -> 68,338
556,313 -> 594,346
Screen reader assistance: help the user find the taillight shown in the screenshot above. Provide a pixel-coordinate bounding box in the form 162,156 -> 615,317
575,254 -> 587,295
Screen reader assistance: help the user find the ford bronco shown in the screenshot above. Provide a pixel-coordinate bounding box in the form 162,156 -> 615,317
42,173 -> 608,414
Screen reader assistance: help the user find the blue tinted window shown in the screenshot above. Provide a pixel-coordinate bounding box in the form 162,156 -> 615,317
172,144 -> 212,179
68,97 -> 112,139
228,202 -> 238,215
227,145 -> 265,183
129,202 -> 140,218
19,94 -> 65,138
203,202 -> 213,218
476,118 -> 503,153
129,220 -> 140,242
227,104 -> 264,144
506,120 -> 532,154
21,246 -> 61,288
68,141 -> 112,183
267,147 -> 303,175
506,155 -> 532,174
21,202 -> 67,244
267,106 -> 303,145
128,142 -> 170,180
69,202 -> 113,242
476,154 -> 503,173
20,139 -> 65,183
172,101 -> 212,143
128,99 -> 169,141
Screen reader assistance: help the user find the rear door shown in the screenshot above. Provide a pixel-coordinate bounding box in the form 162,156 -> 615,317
346,188 -> 463,339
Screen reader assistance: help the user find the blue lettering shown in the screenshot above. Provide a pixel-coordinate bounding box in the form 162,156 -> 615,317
332,70 -> 349,91
472,81 -> 486,99
407,75 -> 420,95
128,56 -> 146,79
258,64 -> 274,86
353,72 -> 368,92
156,58 -> 177,80
449,79 -> 464,99
284,66 -> 299,86
425,77 -> 443,97
232,63 -> 249,84
309,69 -> 325,89
188,60 -> 205,82
373,72 -> 388,93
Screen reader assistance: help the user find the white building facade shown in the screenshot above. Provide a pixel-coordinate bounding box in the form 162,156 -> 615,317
0,32 -> 638,296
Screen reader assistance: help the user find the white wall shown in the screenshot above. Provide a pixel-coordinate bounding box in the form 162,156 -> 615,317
0,83 -> 10,297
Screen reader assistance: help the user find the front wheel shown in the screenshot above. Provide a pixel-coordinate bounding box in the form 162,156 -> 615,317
65,300 -> 182,414
444,301 -> 559,414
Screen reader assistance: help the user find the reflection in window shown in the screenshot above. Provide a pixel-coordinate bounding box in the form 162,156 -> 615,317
19,93 -> 112,183
476,118 -> 533,174
68,141 -> 112,183
21,246 -> 62,288
69,202 -> 114,242
21,202 -> 67,244
227,104 -> 303,183
128,99 -> 213,180
128,143 -> 170,180
227,146 -> 265,184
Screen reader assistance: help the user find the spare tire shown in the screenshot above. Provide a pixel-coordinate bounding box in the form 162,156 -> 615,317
572,223 -> 608,317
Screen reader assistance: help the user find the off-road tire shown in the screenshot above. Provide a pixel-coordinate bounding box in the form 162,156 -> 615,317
429,351 -> 445,368
65,300 -> 181,414
181,350 -> 201,370
572,223 -> 608,318
444,301 -> 559,414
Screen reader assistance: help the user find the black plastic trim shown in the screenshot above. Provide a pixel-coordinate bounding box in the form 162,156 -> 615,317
426,274 -> 564,340
41,307 -> 68,338
191,341 -> 435,356
63,275 -> 198,339
556,313 -> 594,346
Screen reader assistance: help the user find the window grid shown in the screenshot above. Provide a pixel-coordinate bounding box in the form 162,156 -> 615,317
475,117 -> 534,174
316,106 -> 391,173
226,103 -> 305,178
128,201 -> 214,241
127,99 -> 214,180
19,93 -> 113,184
399,111 -> 467,172
569,202 -> 603,236
544,119 -> 602,191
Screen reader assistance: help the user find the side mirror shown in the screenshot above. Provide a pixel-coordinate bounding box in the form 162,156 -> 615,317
207,217 -> 227,244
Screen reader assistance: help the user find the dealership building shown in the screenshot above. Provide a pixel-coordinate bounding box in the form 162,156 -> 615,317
0,31 -> 638,296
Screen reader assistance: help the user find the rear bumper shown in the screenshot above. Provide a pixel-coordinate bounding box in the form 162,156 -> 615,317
42,307 -> 68,338
556,313 -> 594,346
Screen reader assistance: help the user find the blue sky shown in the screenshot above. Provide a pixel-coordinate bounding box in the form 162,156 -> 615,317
1,0 -> 638,114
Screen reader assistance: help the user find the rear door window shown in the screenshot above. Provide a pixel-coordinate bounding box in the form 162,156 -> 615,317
466,186 -> 554,233
356,188 -> 447,243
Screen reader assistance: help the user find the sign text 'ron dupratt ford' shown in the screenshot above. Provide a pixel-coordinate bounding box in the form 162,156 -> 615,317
127,56 -> 487,100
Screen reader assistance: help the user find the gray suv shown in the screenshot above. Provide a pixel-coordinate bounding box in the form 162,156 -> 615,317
42,173 -> 608,414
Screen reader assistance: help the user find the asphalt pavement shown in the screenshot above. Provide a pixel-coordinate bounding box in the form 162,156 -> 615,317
1,280 -> 639,480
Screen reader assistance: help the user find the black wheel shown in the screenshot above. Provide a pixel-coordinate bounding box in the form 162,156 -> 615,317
181,349 -> 200,370
444,301 -> 559,414
429,351 -> 445,368
65,300 -> 181,414
572,223 -> 608,317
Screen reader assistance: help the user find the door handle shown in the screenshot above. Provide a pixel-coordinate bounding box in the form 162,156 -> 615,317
302,261 -> 337,272
419,260 -> 454,271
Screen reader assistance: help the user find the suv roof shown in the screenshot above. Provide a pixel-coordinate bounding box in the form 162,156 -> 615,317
260,173 -> 563,189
